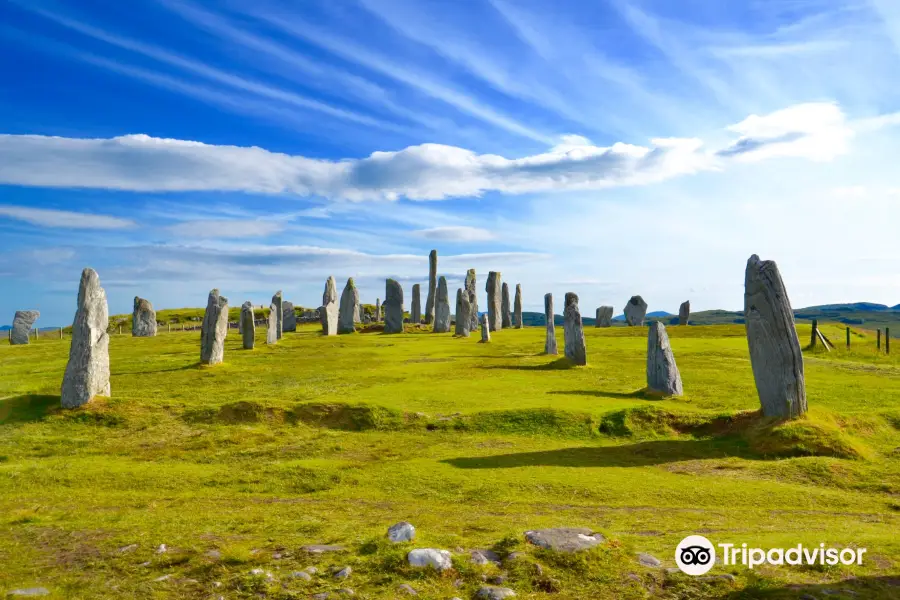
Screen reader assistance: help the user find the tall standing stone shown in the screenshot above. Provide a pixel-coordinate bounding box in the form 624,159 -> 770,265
375,298 -> 382,322
501,283 -> 512,328
596,306 -> 613,328
563,292 -> 586,365
513,284 -> 523,328
271,291 -> 283,340
486,272 -> 502,332
267,303 -> 278,344
744,254 -> 806,419
647,322 -> 683,396
384,279 -> 404,334
480,313 -> 491,343
321,276 -> 339,336
338,278 -> 359,334
61,268 -> 110,408
624,296 -> 648,326
465,269 -> 478,330
433,277 -> 451,333
283,301 -> 297,332
10,310 -> 39,345
424,249 -> 437,325
544,293 -> 558,355
455,288 -> 471,337
679,301 -> 690,326
411,284 -> 422,324
240,301 -> 255,349
200,289 -> 228,365
132,297 -> 157,337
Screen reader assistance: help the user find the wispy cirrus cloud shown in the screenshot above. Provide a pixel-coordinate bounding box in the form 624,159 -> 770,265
0,205 -> 135,229
413,226 -> 496,242
167,219 -> 285,239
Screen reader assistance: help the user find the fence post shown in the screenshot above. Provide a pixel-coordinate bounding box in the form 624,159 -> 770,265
846,326 -> 850,348
877,329 -> 881,350
887,328 -> 891,354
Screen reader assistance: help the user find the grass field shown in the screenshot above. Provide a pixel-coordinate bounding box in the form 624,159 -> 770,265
1,321 -> 898,599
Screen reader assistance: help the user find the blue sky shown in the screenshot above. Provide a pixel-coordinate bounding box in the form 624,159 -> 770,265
1,0 -> 899,326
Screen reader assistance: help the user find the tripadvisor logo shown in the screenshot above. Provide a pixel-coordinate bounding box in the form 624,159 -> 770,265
675,535 -> 867,575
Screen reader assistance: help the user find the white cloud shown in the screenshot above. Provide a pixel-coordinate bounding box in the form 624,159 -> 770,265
413,226 -> 496,242
0,204 -> 135,229
167,219 -> 284,238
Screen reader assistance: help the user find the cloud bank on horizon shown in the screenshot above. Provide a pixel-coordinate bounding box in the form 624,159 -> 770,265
0,0 -> 899,325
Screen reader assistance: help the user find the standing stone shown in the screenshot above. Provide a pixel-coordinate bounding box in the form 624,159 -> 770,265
384,279 -> 404,333
596,306 -> 614,328
240,301 -> 255,349
10,310 -> 39,345
266,303 -> 279,344
465,269 -> 479,331
486,272 -> 502,332
647,322 -> 683,396
132,297 -> 157,337
200,289 -> 229,365
271,291 -> 283,340
338,278 -> 359,334
61,268 -> 110,408
411,284 -> 422,324
455,288 -> 471,337
501,283 -> 512,328
744,254 -> 806,419
544,294 -> 558,355
624,296 -> 648,326
424,249 -> 437,325
513,284 -> 523,328
321,276 -> 339,336
679,301 -> 690,325
283,301 -> 297,332
563,292 -> 586,365
480,313 -> 491,343
375,298 -> 382,322
433,277 -> 451,333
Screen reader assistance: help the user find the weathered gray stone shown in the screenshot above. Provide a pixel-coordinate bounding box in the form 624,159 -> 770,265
267,303 -> 278,344
501,282 -> 512,328
283,301 -> 297,332
480,313 -> 491,343
646,322 -> 683,396
397,583 -> 418,595
321,276 -> 339,336
10,310 -> 39,345
411,284 -> 422,324
375,298 -> 381,322
744,254 -> 806,418
455,289 -> 472,337
6,588 -> 50,597
470,550 -> 501,565
476,586 -> 516,599
407,548 -> 452,571
486,272 -> 502,331
465,269 -> 479,331
596,306 -> 614,328
384,279 -> 404,333
637,552 -> 662,568
544,294 -> 558,355
513,284 -> 523,328
563,293 -> 586,365
424,249 -> 437,325
240,301 -> 255,349
433,277 -> 451,333
339,278 -> 359,334
61,268 -> 110,408
132,297 -> 156,337
679,300 -> 690,326
302,544 -> 347,554
333,566 -> 352,579
388,521 -> 415,542
200,288 -> 228,365
524,528 -> 605,552
624,296 -> 648,326
271,291 -> 283,340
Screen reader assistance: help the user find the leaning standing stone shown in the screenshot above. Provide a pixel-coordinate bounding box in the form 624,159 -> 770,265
465,269 -> 479,331
132,297 -> 157,337
240,301 -> 255,349
338,278 -> 359,334
200,289 -> 229,365
267,303 -> 278,344
646,322 -> 683,396
10,310 -> 39,345
563,292 -> 586,365
624,296 -> 648,326
433,277 -> 451,333
272,291 -> 283,340
411,284 -> 422,324
424,249 -> 437,325
679,300 -> 690,325
283,301 -> 297,332
455,288 -> 471,337
61,268 -> 110,408
480,313 -> 491,343
501,283 -> 512,328
596,306 -> 613,327
513,284 -> 523,328
744,254 -> 806,418
384,279 -> 404,333
486,272 -> 502,331
544,294 -> 558,355
321,276 -> 339,336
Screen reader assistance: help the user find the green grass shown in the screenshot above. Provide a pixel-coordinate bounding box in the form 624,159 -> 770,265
1,322 -> 898,599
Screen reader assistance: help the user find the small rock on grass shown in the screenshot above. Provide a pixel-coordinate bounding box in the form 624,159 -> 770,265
204,549 -> 221,560
291,571 -> 312,581
637,552 -> 662,567
118,544 -> 138,554
476,586 -> 516,599
524,528 -> 605,553
471,549 -> 501,565
303,544 -> 346,554
155,544 -> 167,554
388,521 -> 416,543
333,566 -> 352,579
397,583 -> 418,595
7,589 -> 50,597
305,566 -> 319,574
407,548 -> 452,571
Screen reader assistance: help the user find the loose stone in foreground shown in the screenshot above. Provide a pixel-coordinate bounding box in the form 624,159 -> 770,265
384,279 -> 405,334
283,301 -> 297,332
501,282 -> 512,328
10,310 -> 39,345
544,293 -> 557,355
267,303 -> 278,344
339,278 -> 359,334
321,276 -> 339,336
388,521 -> 415,543
476,586 -> 516,599
61,269 -> 110,408
433,277 -> 451,333
407,548 -> 452,571
646,322 -> 683,396
240,301 -> 255,349
563,293 -> 587,365
200,288 -> 229,365
132,297 -> 157,337
411,283 -> 422,324
624,296 -> 648,326
679,300 -> 690,326
524,528 -> 605,553
455,288 -> 472,337
596,306 -> 613,328
486,272 -> 502,331
480,313 -> 491,343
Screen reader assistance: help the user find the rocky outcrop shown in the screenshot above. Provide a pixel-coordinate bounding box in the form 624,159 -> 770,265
596,306 -> 613,327
338,278 -> 359,334
10,310 -> 39,345
283,301 -> 297,332
240,301 -> 255,349
501,283 -> 512,328
433,277 -> 451,333
544,293 -> 558,355
486,272 -> 502,331
321,277 -> 339,336
424,249 -> 437,325
525,528 -> 605,553
646,322 -> 683,396
624,296 -> 648,326
563,292 -> 586,365
384,279 -> 404,333
513,284 -> 523,328
132,297 -> 156,337
465,269 -> 478,330
61,268 -> 110,408
271,291 -> 283,340
200,289 -> 229,365
455,288 -> 471,337
411,284 -> 422,324
679,300 -> 690,325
